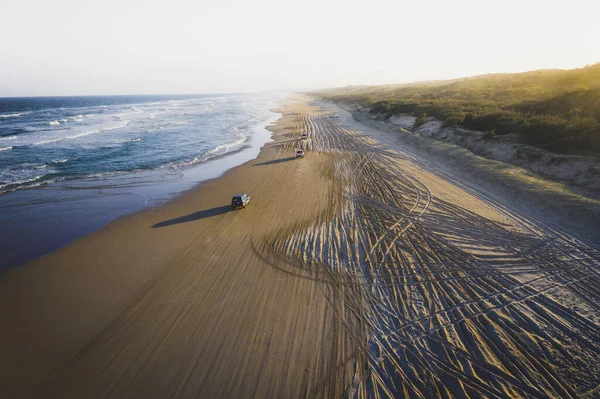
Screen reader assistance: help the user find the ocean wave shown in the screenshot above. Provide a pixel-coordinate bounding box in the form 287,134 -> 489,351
0,163 -> 61,194
51,116 -> 86,124
230,113 -> 258,134
33,121 -> 129,146
0,176 -> 61,195
0,93 -> 280,196
0,113 -> 24,119
54,115 -> 85,123
0,169 -> 123,194
80,136 -> 141,150
166,134 -> 249,170
2,128 -> 31,138
201,135 -> 248,159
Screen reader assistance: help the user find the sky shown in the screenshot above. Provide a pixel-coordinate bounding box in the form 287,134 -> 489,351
0,0 -> 598,96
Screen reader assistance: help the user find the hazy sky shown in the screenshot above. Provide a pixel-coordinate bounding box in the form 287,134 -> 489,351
0,0 -> 598,96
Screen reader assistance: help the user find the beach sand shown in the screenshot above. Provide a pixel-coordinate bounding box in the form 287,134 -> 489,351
1,95 -> 599,398
0,97 -> 355,398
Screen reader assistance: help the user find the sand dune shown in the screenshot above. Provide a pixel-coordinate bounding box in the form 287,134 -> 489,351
1,96 -> 599,398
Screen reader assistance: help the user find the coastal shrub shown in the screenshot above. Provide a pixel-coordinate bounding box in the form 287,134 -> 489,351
414,112 -> 427,127
443,112 -> 466,127
516,147 -> 545,161
320,63 -> 600,155
482,129 -> 496,139
370,101 -> 391,115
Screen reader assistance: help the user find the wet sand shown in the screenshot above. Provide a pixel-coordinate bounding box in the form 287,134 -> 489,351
0,97 -> 354,398
1,95 -> 599,398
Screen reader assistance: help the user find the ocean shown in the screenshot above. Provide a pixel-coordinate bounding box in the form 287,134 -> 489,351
0,92 -> 284,269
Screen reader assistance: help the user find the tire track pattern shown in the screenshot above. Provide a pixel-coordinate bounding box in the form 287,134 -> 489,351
257,108 -> 600,398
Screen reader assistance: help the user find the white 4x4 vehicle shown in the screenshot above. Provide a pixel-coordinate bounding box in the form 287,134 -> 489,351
231,193 -> 250,209
301,132 -> 308,139
296,150 -> 304,158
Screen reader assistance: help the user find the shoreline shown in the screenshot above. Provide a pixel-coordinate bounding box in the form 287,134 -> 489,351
0,95 -> 348,397
0,105 -> 281,270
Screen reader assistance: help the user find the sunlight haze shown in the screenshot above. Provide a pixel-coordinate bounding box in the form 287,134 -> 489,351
0,0 -> 598,96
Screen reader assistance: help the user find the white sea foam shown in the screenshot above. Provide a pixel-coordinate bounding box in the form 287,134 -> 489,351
0,113 -> 23,118
169,111 -> 261,167
33,121 -> 129,146
82,171 -> 121,180
203,135 -> 247,158
169,134 -> 248,169
49,120 -> 61,126
0,92 -> 282,196
62,115 -> 85,123
0,175 -> 59,194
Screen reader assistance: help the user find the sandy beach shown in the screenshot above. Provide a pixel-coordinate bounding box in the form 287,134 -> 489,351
1,95 -> 599,398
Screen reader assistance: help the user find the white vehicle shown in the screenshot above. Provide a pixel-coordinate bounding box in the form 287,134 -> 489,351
301,132 -> 308,139
330,114 -> 339,119
231,193 -> 250,209
296,150 -> 304,158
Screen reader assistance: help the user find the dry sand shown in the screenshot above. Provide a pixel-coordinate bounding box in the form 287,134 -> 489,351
1,96 -> 599,398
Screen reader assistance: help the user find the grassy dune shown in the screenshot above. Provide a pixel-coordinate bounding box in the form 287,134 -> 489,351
320,64 -> 600,154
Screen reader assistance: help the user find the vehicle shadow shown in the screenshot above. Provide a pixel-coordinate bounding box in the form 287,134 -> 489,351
152,205 -> 233,228
253,157 -> 296,166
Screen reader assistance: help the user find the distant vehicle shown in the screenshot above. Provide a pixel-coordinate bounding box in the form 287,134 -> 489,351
330,114 -> 339,119
296,150 -> 304,158
301,132 -> 308,139
231,193 -> 250,209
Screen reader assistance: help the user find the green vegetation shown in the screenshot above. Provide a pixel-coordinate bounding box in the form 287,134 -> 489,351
414,112 -> 427,127
320,64 -> 600,154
